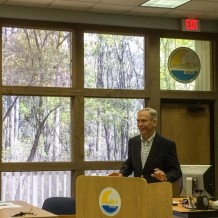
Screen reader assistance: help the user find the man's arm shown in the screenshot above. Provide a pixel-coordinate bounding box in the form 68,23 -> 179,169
164,141 -> 182,183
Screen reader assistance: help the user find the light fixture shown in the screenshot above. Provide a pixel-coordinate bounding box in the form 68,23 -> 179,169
141,0 -> 191,9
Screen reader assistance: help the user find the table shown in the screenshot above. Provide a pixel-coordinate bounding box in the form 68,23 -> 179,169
0,201 -> 57,218
173,198 -> 218,218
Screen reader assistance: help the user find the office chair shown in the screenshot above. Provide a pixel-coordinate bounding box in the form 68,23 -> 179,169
42,197 -> 76,215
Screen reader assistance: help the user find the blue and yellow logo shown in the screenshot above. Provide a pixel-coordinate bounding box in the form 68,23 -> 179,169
99,187 -> 121,216
168,47 -> 201,83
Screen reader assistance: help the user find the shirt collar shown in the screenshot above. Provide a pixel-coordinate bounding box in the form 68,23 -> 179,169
141,131 -> 156,143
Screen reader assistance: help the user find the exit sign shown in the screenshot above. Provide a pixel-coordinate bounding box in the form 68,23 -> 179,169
182,19 -> 200,32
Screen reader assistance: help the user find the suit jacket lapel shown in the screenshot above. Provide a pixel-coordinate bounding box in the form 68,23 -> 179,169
134,136 -> 143,172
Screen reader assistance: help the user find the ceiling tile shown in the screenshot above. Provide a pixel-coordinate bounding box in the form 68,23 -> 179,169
128,6 -> 171,17
6,0 -> 52,7
100,0 -> 145,6
178,0 -> 218,11
165,9 -> 206,19
49,0 -> 95,10
55,0 -> 100,2
198,10 -> 218,20
89,3 -> 134,13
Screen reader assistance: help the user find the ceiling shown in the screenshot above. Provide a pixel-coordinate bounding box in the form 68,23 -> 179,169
1,0 -> 218,21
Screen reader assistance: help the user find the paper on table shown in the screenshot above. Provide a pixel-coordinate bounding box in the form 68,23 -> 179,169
0,202 -> 22,209
172,200 -> 179,206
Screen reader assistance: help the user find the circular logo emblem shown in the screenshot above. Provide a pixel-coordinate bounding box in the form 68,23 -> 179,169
99,187 -> 121,216
168,47 -> 201,83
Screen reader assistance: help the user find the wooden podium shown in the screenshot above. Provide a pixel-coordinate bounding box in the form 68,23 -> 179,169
76,175 -> 172,218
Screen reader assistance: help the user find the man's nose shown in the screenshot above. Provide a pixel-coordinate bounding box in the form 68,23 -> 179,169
138,121 -> 143,126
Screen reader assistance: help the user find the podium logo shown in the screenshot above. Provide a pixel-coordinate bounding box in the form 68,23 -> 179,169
99,187 -> 121,216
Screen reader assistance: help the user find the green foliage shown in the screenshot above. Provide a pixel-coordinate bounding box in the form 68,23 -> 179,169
84,98 -> 143,161
2,96 -> 71,162
2,28 -> 71,87
83,33 -> 146,161
84,33 -> 144,89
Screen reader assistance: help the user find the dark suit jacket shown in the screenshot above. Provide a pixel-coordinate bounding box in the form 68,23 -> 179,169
119,133 -> 182,183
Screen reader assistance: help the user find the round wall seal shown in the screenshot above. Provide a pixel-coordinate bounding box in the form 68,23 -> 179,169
99,187 -> 121,216
168,47 -> 201,83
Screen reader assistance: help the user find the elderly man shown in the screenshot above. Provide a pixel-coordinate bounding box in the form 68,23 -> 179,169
110,107 -> 182,183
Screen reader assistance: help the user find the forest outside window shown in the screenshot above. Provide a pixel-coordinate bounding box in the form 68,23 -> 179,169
84,98 -> 144,161
2,27 -> 72,87
160,38 -> 212,91
2,171 -> 71,207
84,33 -> 144,90
2,96 -> 71,162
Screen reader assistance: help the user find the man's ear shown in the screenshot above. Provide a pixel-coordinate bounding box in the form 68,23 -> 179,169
152,119 -> 157,127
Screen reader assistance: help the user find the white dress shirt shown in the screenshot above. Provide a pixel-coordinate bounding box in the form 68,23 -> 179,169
141,132 -> 155,167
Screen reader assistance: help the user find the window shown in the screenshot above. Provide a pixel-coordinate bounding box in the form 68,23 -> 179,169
2,96 -> 71,162
2,171 -> 71,206
1,26 -> 147,207
84,98 -> 144,161
1,26 -> 73,207
84,33 -> 144,89
160,38 -> 212,91
2,27 -> 71,87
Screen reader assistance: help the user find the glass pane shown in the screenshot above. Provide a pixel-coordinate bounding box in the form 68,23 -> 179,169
2,27 -> 72,87
84,33 -> 144,89
2,96 -> 71,162
2,171 -> 71,207
84,98 -> 144,161
160,38 -> 211,91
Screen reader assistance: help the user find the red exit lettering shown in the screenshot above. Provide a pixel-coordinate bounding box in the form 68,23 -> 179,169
186,19 -> 198,30
182,19 -> 200,32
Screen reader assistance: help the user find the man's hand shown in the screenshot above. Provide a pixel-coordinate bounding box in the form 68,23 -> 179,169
151,168 -> 167,182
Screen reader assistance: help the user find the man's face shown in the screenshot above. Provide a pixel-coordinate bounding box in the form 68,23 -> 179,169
137,110 -> 156,137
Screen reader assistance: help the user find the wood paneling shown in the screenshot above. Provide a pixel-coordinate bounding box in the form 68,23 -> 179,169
161,103 -> 211,165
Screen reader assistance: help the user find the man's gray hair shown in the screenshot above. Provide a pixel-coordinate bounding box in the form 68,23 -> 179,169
139,107 -> 158,120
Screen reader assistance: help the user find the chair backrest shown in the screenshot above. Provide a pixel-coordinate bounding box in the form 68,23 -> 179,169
42,197 -> 76,215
